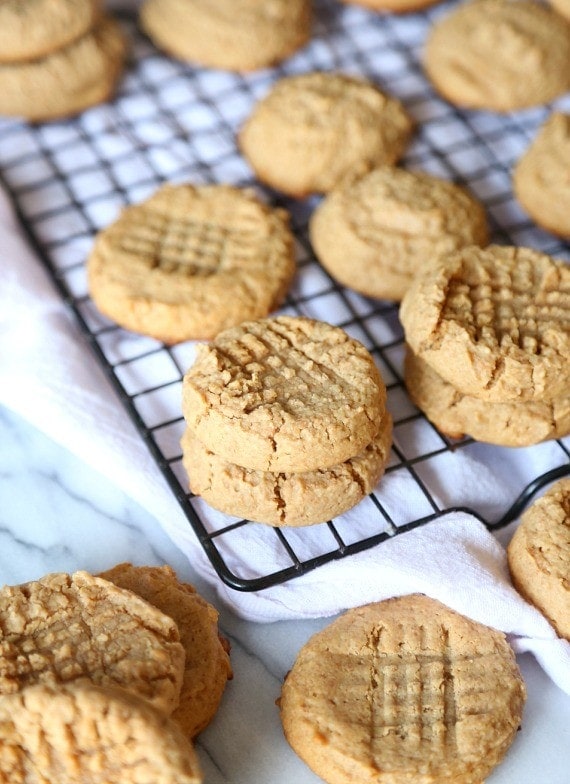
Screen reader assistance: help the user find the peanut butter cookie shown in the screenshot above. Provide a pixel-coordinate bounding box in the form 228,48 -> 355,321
100,563 -> 232,737
280,594 -> 526,784
181,413 -> 392,527
0,14 -> 126,121
239,72 -> 413,197
88,184 -> 296,343
508,479 -> 570,640
423,0 -> 570,112
399,245 -> 570,403
0,571 -> 185,715
310,166 -> 488,301
182,315 -> 387,473
0,682 -> 202,784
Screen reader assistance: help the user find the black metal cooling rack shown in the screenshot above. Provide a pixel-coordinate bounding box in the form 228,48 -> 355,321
1,0 -> 569,591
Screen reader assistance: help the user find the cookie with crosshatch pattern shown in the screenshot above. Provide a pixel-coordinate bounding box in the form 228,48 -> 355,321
399,245 -> 570,403
87,183 -> 296,343
279,594 -> 526,784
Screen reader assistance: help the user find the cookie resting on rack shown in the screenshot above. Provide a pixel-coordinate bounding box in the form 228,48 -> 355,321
310,165 -> 488,301
0,14 -> 126,121
182,315 -> 387,473
279,594 -> 526,784
87,184 -> 296,343
423,0 -> 570,112
399,245 -> 570,403
140,0 -> 311,71
100,563 -> 232,738
0,683 -> 202,784
239,72 -> 413,197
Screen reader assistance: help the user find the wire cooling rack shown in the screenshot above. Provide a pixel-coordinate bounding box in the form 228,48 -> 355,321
1,0 -> 569,590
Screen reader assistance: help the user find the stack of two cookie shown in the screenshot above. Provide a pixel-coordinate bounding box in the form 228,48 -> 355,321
181,315 -> 393,527
400,245 -> 570,447
0,0 -> 127,121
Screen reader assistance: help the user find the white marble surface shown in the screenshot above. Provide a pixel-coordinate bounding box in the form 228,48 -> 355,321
0,403 -> 569,783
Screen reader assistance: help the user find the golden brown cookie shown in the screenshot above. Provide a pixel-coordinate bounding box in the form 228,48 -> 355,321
423,0 -> 570,112
513,113 -> 570,238
399,245 -> 570,403
0,571 -> 185,715
182,315 -> 387,473
507,479 -> 570,640
310,166 -> 488,302
0,0 -> 101,63
280,594 -> 526,784
88,183 -> 296,344
99,563 -> 232,737
404,346 -> 570,447
549,0 -> 570,19
239,72 -> 413,197
0,682 -> 202,784
140,0 -> 311,71
181,413 -> 392,527
0,14 -> 126,121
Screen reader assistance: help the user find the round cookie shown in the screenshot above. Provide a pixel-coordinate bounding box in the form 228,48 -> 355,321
99,563 -> 232,738
0,571 -> 185,716
88,184 -> 296,343
239,72 -> 413,197
140,0 -> 311,71
0,14 -> 126,121
507,479 -> 570,640
280,594 -> 526,784
182,315 -> 387,473
399,245 -> 570,403
310,166 -> 488,302
404,347 -> 570,447
423,0 -> 570,112
0,0 -> 101,63
0,682 -> 202,784
181,413 -> 393,527
513,113 -> 570,238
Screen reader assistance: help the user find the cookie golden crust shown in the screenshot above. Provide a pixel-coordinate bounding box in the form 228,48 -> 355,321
0,14 -> 126,121
181,414 -> 392,527
239,72 -> 413,197
0,571 -> 185,716
140,0 -> 311,71
0,0 -> 101,63
513,114 -> 570,238
182,315 -> 387,473
423,0 -> 570,112
507,479 -> 570,640
399,245 -> 570,403
99,564 -> 232,738
88,184 -> 296,343
280,594 -> 526,784
404,347 -> 570,447
0,683 -> 202,784
310,166 -> 488,302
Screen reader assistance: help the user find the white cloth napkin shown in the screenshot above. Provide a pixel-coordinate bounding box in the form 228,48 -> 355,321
1,187 -> 570,696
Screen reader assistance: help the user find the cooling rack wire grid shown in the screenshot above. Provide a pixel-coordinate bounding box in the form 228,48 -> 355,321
0,0 -> 569,590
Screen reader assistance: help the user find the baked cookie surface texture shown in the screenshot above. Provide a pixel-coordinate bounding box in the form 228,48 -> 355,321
0,571 -> 185,715
239,72 -> 413,196
513,113 -> 570,238
508,479 -> 570,640
88,183 -> 296,343
280,594 -> 526,784
0,14 -> 126,121
182,315 -> 387,472
399,245 -> 570,403
310,166 -> 488,301
423,0 -> 570,112
140,0 -> 311,71
0,683 -> 202,784
100,563 -> 232,737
